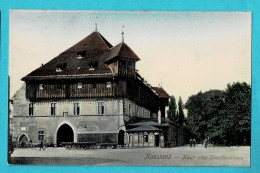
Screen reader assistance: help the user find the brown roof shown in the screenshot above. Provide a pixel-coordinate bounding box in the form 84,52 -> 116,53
105,42 -> 140,62
62,31 -> 112,56
22,32 -> 141,81
152,87 -> 170,98
22,53 -> 114,80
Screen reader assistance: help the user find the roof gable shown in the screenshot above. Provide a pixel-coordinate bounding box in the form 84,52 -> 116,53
152,87 -> 170,98
61,31 -> 112,57
105,42 -> 140,63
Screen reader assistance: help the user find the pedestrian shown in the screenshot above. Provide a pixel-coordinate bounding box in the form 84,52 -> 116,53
21,141 -> 25,149
192,138 -> 196,147
29,140 -> 33,148
203,138 -> 207,148
39,140 -> 44,151
189,138 -> 192,147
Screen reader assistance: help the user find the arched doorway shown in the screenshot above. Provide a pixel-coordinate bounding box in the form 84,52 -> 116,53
19,134 -> 28,143
56,124 -> 74,147
19,134 -> 28,148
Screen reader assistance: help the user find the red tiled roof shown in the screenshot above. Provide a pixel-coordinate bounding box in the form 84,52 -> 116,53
152,87 -> 170,98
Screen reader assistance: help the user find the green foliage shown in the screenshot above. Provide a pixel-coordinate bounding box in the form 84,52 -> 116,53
185,82 -> 251,146
222,82 -> 251,145
167,96 -> 177,123
178,97 -> 185,126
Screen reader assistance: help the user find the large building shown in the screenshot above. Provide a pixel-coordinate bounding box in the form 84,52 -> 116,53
10,29 -> 184,148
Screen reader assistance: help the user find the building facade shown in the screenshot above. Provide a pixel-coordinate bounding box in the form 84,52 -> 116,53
10,30 -> 184,148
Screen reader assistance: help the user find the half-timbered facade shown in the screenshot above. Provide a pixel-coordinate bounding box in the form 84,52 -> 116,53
10,30 -> 183,148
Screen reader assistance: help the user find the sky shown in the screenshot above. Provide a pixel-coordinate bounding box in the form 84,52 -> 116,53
9,10 -> 251,103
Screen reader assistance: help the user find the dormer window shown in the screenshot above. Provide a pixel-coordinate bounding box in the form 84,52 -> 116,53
77,51 -> 86,59
89,67 -> 95,71
39,84 -> 44,90
89,62 -> 98,70
77,83 -> 82,89
56,67 -> 62,72
77,54 -> 83,59
106,82 -> 112,88
56,63 -> 67,72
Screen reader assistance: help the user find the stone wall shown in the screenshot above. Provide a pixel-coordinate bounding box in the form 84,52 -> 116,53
12,115 -> 123,145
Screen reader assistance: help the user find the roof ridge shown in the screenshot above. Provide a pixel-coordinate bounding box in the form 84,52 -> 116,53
117,42 -> 123,56
96,32 -> 113,49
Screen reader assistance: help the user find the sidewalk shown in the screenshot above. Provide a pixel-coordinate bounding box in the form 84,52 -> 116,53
10,146 -> 250,166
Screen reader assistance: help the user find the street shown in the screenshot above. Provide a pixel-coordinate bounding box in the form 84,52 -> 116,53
10,145 -> 250,166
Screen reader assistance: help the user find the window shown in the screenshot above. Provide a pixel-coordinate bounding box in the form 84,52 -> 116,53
57,85 -> 62,90
51,103 -> 57,116
144,135 -> 148,142
89,62 -> 98,70
56,67 -> 62,72
38,130 -> 45,141
74,103 -> 80,115
98,101 -> 105,115
139,135 -> 143,143
148,135 -> 153,142
63,112 -> 68,117
134,135 -> 139,143
29,102 -> 35,116
77,51 -> 86,58
136,106 -> 139,115
77,83 -> 82,89
91,84 -> 97,89
129,135 -> 133,143
106,82 -> 112,88
56,63 -> 67,72
129,104 -> 132,116
77,54 -> 82,59
39,84 -> 43,90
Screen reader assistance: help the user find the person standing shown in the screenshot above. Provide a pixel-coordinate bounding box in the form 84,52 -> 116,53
189,138 -> 193,147
29,140 -> 33,148
204,137 -> 209,148
39,140 -> 44,151
192,138 -> 196,147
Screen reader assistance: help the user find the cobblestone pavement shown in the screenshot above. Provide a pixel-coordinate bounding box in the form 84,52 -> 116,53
10,145 -> 250,166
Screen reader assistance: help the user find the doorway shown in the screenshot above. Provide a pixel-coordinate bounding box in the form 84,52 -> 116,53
19,134 -> 28,143
56,124 -> 74,147
155,135 -> 160,147
118,130 -> 125,145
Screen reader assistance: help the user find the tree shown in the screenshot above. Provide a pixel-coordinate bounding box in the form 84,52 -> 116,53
167,96 -> 177,123
185,90 -> 225,143
178,97 -> 185,126
222,82 -> 251,145
185,82 -> 251,146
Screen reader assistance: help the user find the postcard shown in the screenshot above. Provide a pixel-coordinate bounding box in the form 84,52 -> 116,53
8,10 -> 251,166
